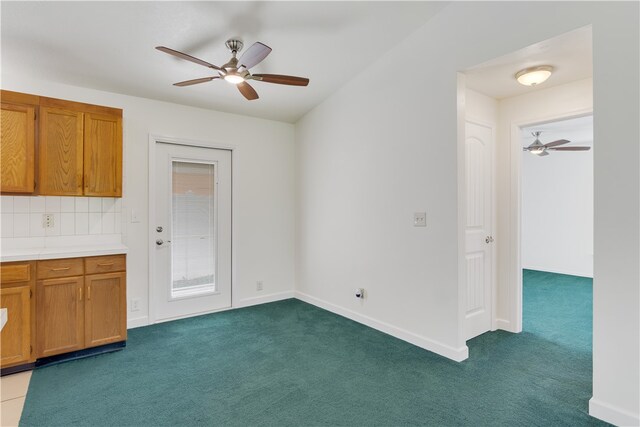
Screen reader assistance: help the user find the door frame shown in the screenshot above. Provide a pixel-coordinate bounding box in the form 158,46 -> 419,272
463,117 -> 498,337
506,107 -> 593,333
148,134 -> 236,324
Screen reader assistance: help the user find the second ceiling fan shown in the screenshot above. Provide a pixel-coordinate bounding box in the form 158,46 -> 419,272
156,39 -> 309,100
523,131 -> 591,156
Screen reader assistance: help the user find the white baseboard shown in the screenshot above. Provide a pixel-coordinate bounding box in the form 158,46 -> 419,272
522,265 -> 593,279
127,316 -> 149,329
233,291 -> 295,308
495,318 -> 517,333
590,397 -> 640,426
126,291 -> 294,330
294,291 -> 468,362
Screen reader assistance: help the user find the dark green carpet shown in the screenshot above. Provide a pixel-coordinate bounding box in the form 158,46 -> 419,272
20,270 -> 604,426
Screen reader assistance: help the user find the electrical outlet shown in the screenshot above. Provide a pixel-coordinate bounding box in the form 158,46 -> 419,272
42,213 -> 54,228
256,281 -> 264,291
413,212 -> 427,227
130,298 -> 140,312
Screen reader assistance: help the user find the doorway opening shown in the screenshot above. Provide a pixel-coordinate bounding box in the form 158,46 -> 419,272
520,114 -> 593,349
459,25 -> 593,341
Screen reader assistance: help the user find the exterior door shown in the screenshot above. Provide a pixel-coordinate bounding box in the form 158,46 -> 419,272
464,121 -> 494,339
153,142 -> 232,322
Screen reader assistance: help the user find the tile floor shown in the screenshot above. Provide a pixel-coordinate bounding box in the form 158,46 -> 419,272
1,371 -> 32,426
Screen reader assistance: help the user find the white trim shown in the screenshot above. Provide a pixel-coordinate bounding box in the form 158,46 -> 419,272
456,73 -> 468,353
127,316 -> 149,329
148,134 -> 237,324
295,291 -> 469,362
589,398 -> 640,426
494,318 -> 514,332
234,291 -> 295,309
507,108 -> 593,332
522,265 -> 593,279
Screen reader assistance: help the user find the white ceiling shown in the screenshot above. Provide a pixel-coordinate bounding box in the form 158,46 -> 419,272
521,114 -> 593,149
1,1 -> 445,123
465,26 -> 592,99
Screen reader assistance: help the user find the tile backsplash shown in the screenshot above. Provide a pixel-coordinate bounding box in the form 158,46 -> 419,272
1,196 -> 122,238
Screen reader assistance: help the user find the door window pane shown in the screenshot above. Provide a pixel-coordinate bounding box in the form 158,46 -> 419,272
171,161 -> 216,297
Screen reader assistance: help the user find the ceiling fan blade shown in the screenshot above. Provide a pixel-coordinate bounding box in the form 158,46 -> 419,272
238,42 -> 272,69
173,77 -> 219,87
548,146 -> 591,151
252,74 -> 309,86
237,82 -> 259,100
544,139 -> 571,148
156,46 -> 223,71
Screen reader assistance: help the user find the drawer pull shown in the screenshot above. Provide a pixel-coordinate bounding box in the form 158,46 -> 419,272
79,287 -> 83,301
97,263 -> 114,267
51,267 -> 71,271
87,285 -> 91,300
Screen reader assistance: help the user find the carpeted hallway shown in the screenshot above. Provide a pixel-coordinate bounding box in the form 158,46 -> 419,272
19,270 -> 603,426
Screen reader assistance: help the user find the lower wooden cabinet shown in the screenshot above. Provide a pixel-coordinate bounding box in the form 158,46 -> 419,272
36,276 -> 85,358
0,286 -> 32,366
0,255 -> 126,368
85,271 -> 126,348
0,261 -> 35,368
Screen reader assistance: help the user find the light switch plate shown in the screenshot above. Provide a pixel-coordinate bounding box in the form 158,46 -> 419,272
414,212 -> 427,227
131,208 -> 140,223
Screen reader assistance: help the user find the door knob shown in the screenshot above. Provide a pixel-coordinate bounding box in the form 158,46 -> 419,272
485,236 -> 494,244
156,226 -> 163,232
156,239 -> 164,246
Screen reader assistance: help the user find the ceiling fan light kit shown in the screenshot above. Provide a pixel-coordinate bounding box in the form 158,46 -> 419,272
156,38 -> 309,100
523,131 -> 591,157
515,65 -> 554,86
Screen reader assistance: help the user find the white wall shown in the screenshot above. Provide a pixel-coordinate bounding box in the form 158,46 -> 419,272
0,75 -> 296,327
521,122 -> 593,278
466,89 -> 498,125
295,3 -> 638,425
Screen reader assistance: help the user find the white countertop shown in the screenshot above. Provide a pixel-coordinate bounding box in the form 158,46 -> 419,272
1,243 -> 128,262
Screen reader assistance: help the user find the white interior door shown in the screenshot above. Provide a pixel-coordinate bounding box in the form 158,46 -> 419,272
154,142 -> 231,322
464,121 -> 494,339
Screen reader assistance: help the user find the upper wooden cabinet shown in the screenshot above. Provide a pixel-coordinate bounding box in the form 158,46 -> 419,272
84,113 -> 122,197
38,107 -> 84,196
0,90 -> 123,197
1,101 -> 36,193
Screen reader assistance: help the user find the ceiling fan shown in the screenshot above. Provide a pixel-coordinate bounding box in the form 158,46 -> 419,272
523,131 -> 591,156
156,39 -> 309,101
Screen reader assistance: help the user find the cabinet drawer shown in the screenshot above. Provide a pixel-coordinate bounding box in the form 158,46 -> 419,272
1,262 -> 32,284
37,258 -> 84,279
85,255 -> 125,275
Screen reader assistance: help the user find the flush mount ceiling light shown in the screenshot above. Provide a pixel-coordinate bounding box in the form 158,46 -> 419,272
515,65 -> 554,86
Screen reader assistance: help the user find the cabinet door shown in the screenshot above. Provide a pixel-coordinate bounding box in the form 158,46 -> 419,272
85,272 -> 126,348
39,107 -> 84,195
0,286 -> 32,366
37,276 -> 84,357
1,103 -> 35,193
84,113 -> 122,197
